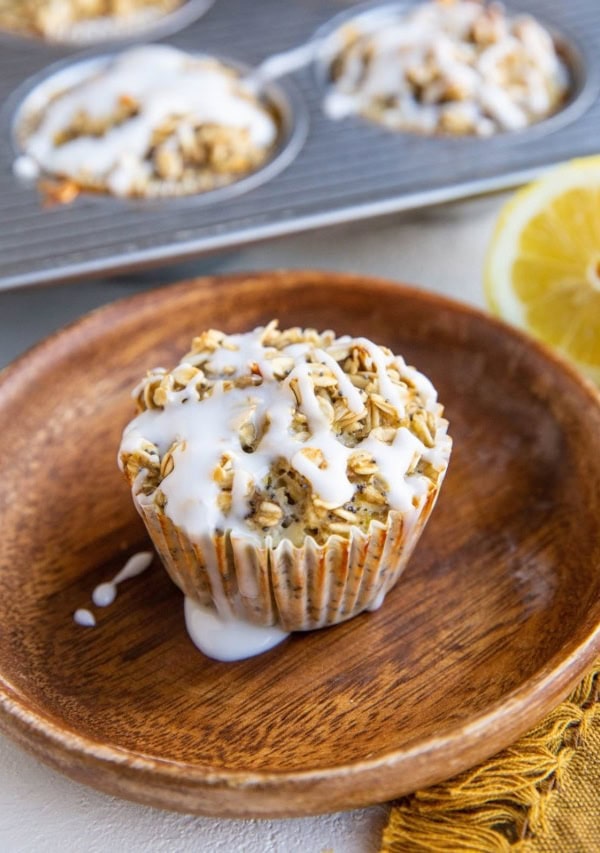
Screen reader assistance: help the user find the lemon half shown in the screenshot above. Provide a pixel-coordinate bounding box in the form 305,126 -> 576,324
485,156 -> 600,384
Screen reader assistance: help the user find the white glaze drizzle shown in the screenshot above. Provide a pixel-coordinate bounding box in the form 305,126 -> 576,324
248,39 -> 321,91
184,597 -> 288,661
92,550 -> 154,607
313,346 -> 364,414
120,328 -> 448,544
72,547 -> 290,662
73,608 -> 96,627
47,6 -> 166,43
20,45 -> 277,194
357,337 -> 405,414
13,154 -> 40,180
324,1 -> 569,135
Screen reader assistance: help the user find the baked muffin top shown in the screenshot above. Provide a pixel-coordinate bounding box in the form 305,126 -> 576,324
119,322 -> 452,546
325,0 -> 570,136
0,0 -> 181,40
17,45 -> 278,200
0,0 -> 183,41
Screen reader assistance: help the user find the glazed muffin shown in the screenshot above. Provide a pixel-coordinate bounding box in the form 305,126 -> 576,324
119,322 -> 452,631
0,0 -> 181,40
325,0 -> 570,136
16,45 -> 279,201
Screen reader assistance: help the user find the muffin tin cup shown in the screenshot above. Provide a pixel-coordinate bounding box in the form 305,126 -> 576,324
134,480 -> 444,632
9,49 -> 309,208
1,0 -> 600,290
0,0 -> 215,48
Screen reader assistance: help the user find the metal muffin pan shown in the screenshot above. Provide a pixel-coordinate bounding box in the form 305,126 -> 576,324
1,0 -> 599,291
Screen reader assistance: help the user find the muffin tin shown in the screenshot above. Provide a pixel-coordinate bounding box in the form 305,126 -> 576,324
1,0 -> 599,291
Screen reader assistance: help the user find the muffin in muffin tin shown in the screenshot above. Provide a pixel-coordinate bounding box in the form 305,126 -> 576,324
0,0 -> 206,42
324,0 -> 571,136
15,45 -> 282,202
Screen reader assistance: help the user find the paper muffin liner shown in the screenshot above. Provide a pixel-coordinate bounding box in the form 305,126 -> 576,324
134,477 -> 444,632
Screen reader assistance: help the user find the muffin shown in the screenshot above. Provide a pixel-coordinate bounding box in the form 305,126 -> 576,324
16,45 -> 280,201
324,0 -> 570,136
119,322 -> 452,633
0,0 -> 182,40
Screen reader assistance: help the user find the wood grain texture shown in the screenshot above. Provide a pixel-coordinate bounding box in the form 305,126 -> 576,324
1,270 -> 600,818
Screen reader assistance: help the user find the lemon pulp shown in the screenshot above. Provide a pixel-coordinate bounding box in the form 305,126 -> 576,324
486,157 -> 600,383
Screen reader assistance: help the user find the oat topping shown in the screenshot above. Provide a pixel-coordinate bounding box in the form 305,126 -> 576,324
0,0 -> 181,39
119,322 -> 452,547
325,0 -> 570,136
17,46 -> 279,200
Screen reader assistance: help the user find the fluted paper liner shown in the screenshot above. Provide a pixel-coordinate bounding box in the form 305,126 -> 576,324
135,480 -> 443,632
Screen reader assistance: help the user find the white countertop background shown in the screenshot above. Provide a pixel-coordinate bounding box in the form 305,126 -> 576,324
0,192 -> 504,853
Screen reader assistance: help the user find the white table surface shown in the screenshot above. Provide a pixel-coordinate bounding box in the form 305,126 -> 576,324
0,192 -> 505,853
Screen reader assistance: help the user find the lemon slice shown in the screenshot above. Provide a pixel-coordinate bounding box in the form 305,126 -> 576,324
485,156 -> 600,384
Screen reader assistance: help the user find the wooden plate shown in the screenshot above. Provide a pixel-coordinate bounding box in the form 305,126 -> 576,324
1,271 -> 600,818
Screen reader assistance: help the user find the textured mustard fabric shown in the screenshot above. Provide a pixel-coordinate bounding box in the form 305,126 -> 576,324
381,663 -> 600,852
528,699 -> 600,853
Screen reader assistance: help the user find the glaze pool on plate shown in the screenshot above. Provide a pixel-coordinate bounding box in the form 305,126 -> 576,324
1,271 -> 600,817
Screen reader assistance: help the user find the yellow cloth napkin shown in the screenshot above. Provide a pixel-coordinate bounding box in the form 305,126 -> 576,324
381,661 -> 600,852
